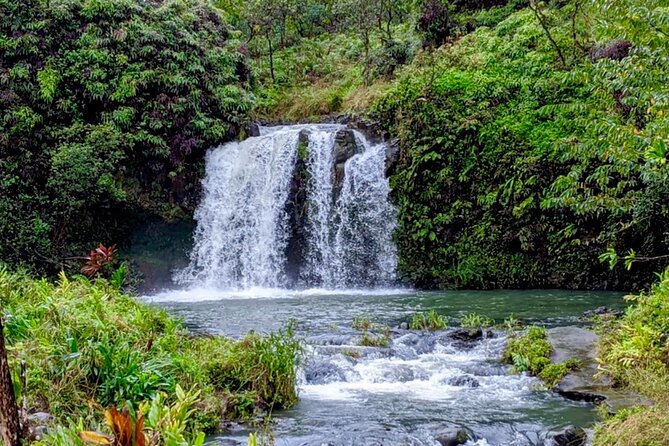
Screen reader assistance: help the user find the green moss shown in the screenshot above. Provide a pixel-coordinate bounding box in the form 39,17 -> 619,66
409,310 -> 448,331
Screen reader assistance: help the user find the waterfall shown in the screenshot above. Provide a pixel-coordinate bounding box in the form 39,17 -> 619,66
176,124 -> 397,290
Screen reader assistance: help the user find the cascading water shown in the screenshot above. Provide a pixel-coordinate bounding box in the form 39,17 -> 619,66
176,124 -> 397,290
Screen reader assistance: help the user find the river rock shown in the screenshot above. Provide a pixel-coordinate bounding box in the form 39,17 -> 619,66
442,328 -> 491,349
582,306 -> 623,319
552,426 -> 586,446
434,427 -> 469,446
546,327 -> 650,411
28,412 -> 52,424
399,322 -> 409,330
444,375 -> 480,388
548,327 -> 610,394
247,122 -> 261,137
305,359 -> 348,384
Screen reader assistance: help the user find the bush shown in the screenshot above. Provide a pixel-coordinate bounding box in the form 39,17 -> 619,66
409,310 -> 448,330
594,267 -> 669,445
502,325 -> 579,387
0,0 -> 254,271
373,2 -> 669,290
0,267 -> 301,435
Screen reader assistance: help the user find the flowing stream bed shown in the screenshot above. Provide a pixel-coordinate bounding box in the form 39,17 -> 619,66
146,288 -> 624,446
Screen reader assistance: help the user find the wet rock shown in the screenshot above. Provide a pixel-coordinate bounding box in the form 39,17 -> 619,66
442,328 -> 491,349
247,122 -> 261,137
546,326 -> 648,412
307,334 -> 355,346
552,426 -> 586,446
305,360 -> 347,384
548,327 -> 611,397
333,129 -> 359,164
459,363 -> 508,377
28,412 -> 52,424
333,129 -> 362,198
434,427 -> 469,446
380,364 -> 429,383
583,306 -> 623,319
399,322 -> 409,330
394,332 -> 437,354
385,141 -> 399,176
444,375 -> 480,388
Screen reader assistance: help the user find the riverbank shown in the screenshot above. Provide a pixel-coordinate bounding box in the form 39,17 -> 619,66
593,268 -> 669,445
0,267 -> 301,444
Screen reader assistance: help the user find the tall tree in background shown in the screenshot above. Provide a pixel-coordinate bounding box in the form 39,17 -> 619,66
0,317 -> 20,446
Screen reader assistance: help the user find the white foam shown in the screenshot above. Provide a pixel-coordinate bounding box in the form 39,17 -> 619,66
142,286 -> 413,303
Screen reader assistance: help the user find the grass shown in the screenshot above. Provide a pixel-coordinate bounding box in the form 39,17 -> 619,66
358,332 -> 390,348
593,268 -> 669,445
460,312 -> 494,329
352,316 -> 391,347
0,267 -> 302,442
409,310 -> 448,331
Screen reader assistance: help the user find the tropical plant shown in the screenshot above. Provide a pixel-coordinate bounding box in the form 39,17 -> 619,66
409,310 -> 448,331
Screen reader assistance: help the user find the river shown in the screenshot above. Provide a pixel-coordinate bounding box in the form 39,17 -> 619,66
145,287 -> 624,446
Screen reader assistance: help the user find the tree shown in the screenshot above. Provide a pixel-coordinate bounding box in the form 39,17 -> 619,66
0,317 -> 20,446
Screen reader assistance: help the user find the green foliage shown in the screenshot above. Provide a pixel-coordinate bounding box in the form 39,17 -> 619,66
0,267 -> 301,434
409,310 -> 448,330
373,1 -> 669,289
503,325 -> 579,387
598,268 -> 669,389
537,358 -> 580,387
461,312 -> 494,329
353,316 -> 391,347
503,326 -> 552,376
594,268 -> 669,445
0,0 -> 253,271
358,331 -> 391,347
352,316 -> 374,331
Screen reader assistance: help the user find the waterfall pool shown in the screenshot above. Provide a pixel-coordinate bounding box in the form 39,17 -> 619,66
145,288 -> 625,446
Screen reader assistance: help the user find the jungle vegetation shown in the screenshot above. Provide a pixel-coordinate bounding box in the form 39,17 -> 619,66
2,0 -> 668,292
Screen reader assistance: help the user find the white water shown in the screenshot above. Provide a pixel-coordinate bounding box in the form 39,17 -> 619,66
176,124 -> 397,290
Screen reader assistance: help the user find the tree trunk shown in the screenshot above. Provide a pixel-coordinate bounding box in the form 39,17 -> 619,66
0,317 -> 20,446
267,33 -> 275,83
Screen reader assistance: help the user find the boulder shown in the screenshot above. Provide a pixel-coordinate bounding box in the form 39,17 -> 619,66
582,306 -> 623,319
444,375 -> 480,388
247,122 -> 261,137
434,428 -> 469,446
384,141 -> 400,176
552,426 -> 586,446
548,326 -> 610,393
547,327 -> 654,411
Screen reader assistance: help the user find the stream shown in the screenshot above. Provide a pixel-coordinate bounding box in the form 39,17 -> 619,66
146,288 -> 624,446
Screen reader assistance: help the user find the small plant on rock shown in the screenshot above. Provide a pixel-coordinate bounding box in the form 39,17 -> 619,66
409,310 -> 448,331
461,313 -> 494,329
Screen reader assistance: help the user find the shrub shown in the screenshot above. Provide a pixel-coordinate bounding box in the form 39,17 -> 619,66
502,325 -> 578,387
0,267 -> 301,435
409,310 -> 448,331
461,312 -> 495,329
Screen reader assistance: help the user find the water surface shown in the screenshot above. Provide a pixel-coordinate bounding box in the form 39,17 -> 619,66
146,288 -> 625,446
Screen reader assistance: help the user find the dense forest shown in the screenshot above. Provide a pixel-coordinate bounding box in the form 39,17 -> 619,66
2,0 -> 669,290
